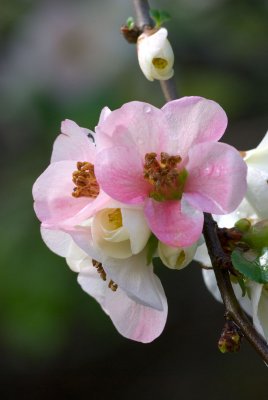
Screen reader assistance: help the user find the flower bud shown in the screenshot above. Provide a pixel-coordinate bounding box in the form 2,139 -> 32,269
137,27 -> 174,81
218,320 -> 242,353
158,241 -> 197,270
242,219 -> 268,250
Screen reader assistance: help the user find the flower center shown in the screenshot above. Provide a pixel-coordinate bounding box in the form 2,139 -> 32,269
152,57 -> 168,69
92,259 -> 118,292
107,208 -> 123,230
72,161 -> 100,198
143,152 -> 188,201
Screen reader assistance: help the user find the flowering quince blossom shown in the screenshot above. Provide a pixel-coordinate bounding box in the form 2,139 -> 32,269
95,96 -> 247,248
195,131 -> 268,341
32,116 -> 172,342
32,119 -> 110,229
137,27 -> 174,81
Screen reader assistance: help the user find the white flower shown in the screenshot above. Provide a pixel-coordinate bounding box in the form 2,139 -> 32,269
158,241 -> 198,270
195,131 -> 268,341
137,27 -> 174,81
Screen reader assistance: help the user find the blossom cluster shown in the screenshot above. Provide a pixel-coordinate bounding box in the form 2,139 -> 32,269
33,96 -> 247,342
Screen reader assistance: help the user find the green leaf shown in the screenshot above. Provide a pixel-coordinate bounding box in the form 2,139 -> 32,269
146,234 -> 159,265
150,9 -> 171,27
231,248 -> 268,284
126,16 -> 135,30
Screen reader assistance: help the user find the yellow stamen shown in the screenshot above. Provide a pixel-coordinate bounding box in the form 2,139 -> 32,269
107,208 -> 123,230
152,57 -> 168,69
72,161 -> 100,198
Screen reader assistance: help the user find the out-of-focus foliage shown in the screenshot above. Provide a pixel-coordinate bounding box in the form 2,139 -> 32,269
0,0 -> 267,397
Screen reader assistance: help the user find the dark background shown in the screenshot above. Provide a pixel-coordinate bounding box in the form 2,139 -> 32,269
0,0 -> 267,398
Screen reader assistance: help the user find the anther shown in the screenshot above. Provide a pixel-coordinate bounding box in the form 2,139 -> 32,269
108,280 -> 118,292
72,161 -> 100,198
92,259 -> 106,281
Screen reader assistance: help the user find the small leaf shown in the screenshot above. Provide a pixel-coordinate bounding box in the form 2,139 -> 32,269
159,10 -> 171,24
126,16 -> 135,30
150,9 -> 171,27
231,248 -> 268,284
146,234 -> 159,265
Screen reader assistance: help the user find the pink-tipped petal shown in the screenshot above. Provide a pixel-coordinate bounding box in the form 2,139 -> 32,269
162,97 -> 228,158
51,119 -> 96,163
95,101 -> 169,154
78,264 -> 167,343
144,198 -> 204,247
185,142 -> 247,214
33,160 -> 106,227
95,146 -> 150,204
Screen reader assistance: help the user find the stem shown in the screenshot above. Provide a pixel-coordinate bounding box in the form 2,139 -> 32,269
133,0 -> 154,28
203,214 -> 268,362
132,0 -> 268,363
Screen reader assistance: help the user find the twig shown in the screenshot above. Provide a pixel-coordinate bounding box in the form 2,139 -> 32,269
132,0 -> 268,363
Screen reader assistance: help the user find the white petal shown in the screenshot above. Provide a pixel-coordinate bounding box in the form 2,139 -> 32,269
257,286 -> 268,342
245,167 -> 268,219
249,282 -> 266,338
121,207 -> 151,254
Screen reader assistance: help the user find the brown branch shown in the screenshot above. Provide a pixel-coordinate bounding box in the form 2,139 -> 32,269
132,0 -> 268,363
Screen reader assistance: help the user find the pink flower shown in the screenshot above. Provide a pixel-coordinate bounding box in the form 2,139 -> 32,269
32,119 -> 110,229
95,97 -> 247,247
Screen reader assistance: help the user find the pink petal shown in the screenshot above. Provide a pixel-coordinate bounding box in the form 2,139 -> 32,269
184,142 -> 247,214
95,146 -> 150,204
144,198 -> 204,247
95,101 -> 169,155
162,97 -> 228,158
51,119 -> 96,163
78,265 -> 167,343
33,160 -> 107,227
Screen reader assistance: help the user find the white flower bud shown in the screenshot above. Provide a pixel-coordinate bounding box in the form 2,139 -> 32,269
137,27 -> 174,81
158,241 -> 198,270
91,207 -> 151,259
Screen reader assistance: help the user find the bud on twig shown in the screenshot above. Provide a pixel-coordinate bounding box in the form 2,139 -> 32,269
218,320 -> 243,353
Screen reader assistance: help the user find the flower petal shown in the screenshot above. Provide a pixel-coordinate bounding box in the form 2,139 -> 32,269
162,97 -> 227,158
144,198 -> 204,247
78,263 -> 167,343
246,167 -> 268,219
185,142 -> 247,214
41,227 -> 88,272
121,207 -> 151,254
249,282 -> 266,339
95,101 -> 169,155
33,160 -> 110,228
257,286 -> 268,341
33,160 -> 91,226
51,119 -> 96,163
95,146 -> 150,204
102,251 -> 165,311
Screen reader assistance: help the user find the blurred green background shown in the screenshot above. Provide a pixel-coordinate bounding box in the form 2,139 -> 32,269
0,0 -> 268,398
